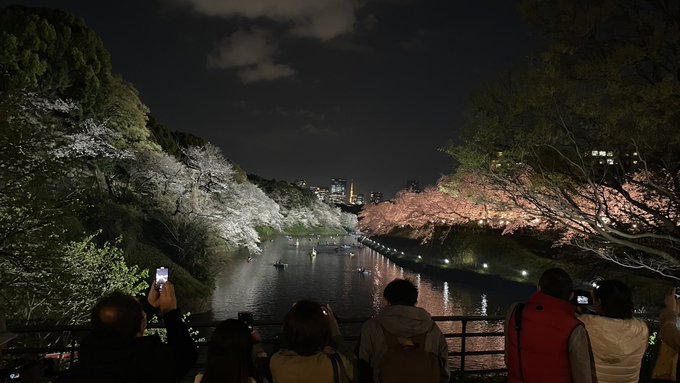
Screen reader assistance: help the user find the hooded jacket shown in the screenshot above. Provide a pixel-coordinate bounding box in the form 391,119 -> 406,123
357,305 -> 449,383
579,314 -> 648,383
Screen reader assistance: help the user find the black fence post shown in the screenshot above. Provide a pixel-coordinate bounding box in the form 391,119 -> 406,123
460,319 -> 467,372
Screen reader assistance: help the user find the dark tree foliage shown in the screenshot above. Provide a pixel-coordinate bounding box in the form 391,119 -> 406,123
173,131 -> 207,149
248,175 -> 318,209
0,6 -> 216,309
147,115 -> 182,159
0,5 -> 111,113
447,0 -> 680,277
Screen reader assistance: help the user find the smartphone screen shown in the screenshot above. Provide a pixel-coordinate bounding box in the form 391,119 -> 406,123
238,311 -> 254,331
571,289 -> 592,306
156,267 -> 168,291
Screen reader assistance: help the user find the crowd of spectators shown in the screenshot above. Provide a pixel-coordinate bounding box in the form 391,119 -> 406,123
5,269 -> 680,382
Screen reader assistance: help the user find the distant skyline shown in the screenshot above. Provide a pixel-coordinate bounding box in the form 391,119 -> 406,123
1,0 -> 538,198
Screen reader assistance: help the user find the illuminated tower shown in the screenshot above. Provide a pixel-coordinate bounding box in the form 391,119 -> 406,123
349,180 -> 354,205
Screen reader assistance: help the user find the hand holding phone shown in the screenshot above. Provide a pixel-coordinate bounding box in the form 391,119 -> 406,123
155,267 -> 168,292
323,304 -> 340,337
571,289 -> 592,306
238,312 -> 254,332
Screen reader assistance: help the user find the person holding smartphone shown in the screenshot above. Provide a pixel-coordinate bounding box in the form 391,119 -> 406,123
578,280 -> 648,383
270,300 -> 355,383
194,318 -> 269,383
58,274 -> 198,383
505,268 -> 595,383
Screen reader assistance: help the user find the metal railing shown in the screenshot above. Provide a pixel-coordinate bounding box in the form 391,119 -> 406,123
4,315 -> 508,378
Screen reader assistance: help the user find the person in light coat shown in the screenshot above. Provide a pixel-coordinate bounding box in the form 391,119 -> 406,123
578,280 -> 648,383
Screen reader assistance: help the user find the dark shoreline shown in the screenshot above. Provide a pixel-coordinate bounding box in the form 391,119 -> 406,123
359,236 -> 536,297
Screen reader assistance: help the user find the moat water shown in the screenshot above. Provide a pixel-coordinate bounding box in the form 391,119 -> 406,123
209,235 -> 534,371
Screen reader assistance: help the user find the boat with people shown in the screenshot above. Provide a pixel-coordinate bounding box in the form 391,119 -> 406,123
310,247 -> 317,257
357,267 -> 369,275
273,260 -> 287,268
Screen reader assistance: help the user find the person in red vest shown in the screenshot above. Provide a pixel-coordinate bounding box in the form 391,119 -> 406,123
504,268 -> 596,383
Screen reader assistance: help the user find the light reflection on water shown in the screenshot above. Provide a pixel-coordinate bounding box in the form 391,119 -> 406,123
210,235 -> 533,370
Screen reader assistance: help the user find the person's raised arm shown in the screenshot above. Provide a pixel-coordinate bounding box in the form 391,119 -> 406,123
568,326 -> 595,383
157,282 -> 198,382
142,282 -> 161,319
660,288 -> 680,351
325,304 -> 356,381
326,305 -> 351,354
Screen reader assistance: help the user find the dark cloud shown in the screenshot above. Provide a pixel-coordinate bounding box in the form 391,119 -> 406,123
207,29 -> 296,83
169,0 -> 357,41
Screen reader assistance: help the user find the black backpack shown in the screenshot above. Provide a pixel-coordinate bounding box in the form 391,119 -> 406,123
376,325 -> 440,383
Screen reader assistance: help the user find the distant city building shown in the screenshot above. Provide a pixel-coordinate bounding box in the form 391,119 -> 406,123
351,193 -> 364,205
585,149 -> 641,170
330,178 -> 347,204
586,149 -> 616,165
311,186 -> 330,203
406,180 -> 421,193
370,191 -> 383,205
293,179 -> 307,188
621,151 -> 642,170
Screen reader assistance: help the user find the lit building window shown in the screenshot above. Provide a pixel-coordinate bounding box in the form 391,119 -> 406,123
633,160 -> 638,164
598,151 -> 606,157
606,159 -> 614,165
606,151 -> 613,157
591,150 -> 598,156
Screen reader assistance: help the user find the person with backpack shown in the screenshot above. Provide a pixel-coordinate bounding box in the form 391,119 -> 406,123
504,268 -> 596,383
356,278 -> 449,383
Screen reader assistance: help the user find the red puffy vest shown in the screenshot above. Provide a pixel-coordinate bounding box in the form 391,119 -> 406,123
506,292 -> 582,383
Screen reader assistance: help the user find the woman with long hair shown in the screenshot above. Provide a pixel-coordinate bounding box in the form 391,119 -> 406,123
270,300 -> 355,383
579,280 -> 648,383
196,319 -> 267,383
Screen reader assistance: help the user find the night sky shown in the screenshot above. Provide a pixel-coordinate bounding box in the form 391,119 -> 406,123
2,0 -> 537,198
